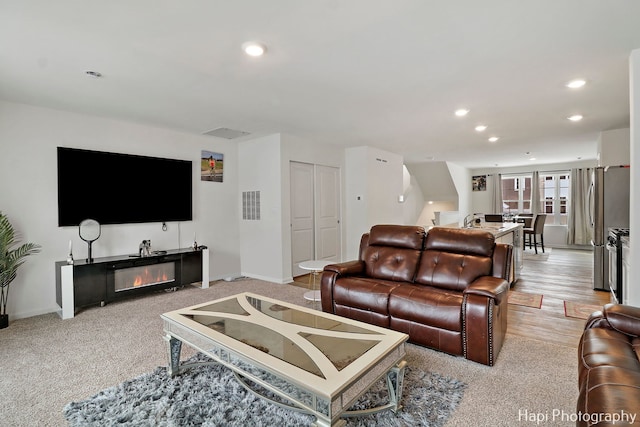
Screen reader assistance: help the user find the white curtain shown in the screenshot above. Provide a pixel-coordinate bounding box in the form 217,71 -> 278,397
567,168 -> 592,245
489,173 -> 503,213
530,171 -> 540,215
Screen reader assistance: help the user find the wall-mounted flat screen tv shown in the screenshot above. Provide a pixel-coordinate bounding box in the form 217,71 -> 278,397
57,147 -> 193,226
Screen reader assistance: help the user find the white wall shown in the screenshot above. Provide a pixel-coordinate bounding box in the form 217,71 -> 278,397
446,162 -> 471,224
629,49 -> 640,307
405,161 -> 459,203
0,101 -> 241,319
401,165 -> 425,226
237,134 -> 284,283
598,128 -> 631,166
344,146 -> 403,259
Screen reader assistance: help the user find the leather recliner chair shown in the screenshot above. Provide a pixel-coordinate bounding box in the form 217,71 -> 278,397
577,303 -> 640,426
320,224 -> 512,366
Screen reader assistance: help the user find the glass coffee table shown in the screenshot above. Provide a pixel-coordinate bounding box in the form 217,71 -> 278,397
161,292 -> 408,427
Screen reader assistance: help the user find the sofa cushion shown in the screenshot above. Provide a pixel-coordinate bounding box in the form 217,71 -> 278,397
362,246 -> 422,282
368,224 -> 425,249
413,228 -> 494,292
388,284 -> 463,332
360,225 -> 425,282
332,277 -> 401,328
415,251 -> 492,292
425,227 -> 495,257
332,277 -> 400,315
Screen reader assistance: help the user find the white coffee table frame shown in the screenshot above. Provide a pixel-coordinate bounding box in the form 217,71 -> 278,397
162,292 -> 408,427
300,260 -> 332,302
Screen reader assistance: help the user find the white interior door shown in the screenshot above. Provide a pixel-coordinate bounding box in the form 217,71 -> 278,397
290,162 -> 315,277
290,162 -> 342,277
315,165 -> 341,262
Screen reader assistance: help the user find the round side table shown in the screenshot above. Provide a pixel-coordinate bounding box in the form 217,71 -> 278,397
299,260 -> 332,302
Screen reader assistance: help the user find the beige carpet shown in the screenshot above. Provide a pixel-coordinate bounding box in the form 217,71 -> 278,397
0,279 -> 579,426
508,290 -> 543,308
563,301 -> 603,320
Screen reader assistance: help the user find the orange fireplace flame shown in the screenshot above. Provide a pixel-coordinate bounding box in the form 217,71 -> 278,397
132,267 -> 171,287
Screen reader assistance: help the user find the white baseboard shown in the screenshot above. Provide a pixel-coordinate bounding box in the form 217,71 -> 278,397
13,305 -> 62,321
241,272 -> 293,285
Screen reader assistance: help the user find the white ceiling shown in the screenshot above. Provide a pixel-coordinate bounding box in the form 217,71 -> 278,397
2,1 -> 640,168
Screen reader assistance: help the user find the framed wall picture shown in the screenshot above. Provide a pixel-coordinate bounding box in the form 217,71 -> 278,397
201,151 -> 224,182
472,175 -> 487,191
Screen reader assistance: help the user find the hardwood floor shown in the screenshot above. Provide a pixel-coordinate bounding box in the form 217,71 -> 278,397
292,247 -> 609,348
509,247 -> 609,347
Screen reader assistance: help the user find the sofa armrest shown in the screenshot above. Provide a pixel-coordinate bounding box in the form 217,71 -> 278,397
602,303 -> 640,337
492,243 -> 512,281
324,260 -> 365,277
464,276 -> 509,305
320,260 -> 365,313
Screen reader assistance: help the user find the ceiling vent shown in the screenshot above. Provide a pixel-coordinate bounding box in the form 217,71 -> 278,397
203,127 -> 251,139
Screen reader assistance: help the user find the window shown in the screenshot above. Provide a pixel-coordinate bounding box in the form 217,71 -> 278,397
501,175 -> 532,214
538,173 -> 570,225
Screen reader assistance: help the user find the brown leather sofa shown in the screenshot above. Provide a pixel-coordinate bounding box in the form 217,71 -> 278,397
320,224 -> 512,366
577,303 -> 640,426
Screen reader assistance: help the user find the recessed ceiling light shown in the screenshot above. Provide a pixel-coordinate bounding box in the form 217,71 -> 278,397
455,109 -> 469,117
84,70 -> 102,78
475,125 -> 487,132
568,114 -> 583,122
488,136 -> 499,142
242,41 -> 266,57
566,79 -> 586,89
529,157 -> 536,161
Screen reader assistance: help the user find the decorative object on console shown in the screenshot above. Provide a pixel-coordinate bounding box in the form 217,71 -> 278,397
0,211 -> 41,328
138,240 -> 151,257
78,219 -> 100,262
67,239 -> 74,265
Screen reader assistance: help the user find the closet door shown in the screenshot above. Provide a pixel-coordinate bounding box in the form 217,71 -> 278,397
290,162 -> 315,277
315,165 -> 341,262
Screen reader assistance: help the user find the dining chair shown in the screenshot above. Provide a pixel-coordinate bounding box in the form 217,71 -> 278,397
523,214 -> 547,254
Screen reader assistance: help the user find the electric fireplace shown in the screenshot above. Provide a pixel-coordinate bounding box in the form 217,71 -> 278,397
114,262 -> 176,292
105,255 -> 183,301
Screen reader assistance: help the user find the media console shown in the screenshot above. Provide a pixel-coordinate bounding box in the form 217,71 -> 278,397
55,248 -> 209,319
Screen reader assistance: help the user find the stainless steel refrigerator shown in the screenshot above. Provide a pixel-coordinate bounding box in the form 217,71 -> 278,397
590,166 -> 630,290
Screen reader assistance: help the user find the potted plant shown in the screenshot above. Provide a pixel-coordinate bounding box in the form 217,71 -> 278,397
0,212 -> 41,328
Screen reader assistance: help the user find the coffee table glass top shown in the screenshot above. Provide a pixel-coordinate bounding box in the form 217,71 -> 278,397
182,296 -> 380,377
163,292 -> 408,392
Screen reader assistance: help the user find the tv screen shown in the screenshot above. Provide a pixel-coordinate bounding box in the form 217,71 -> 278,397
57,147 -> 193,226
